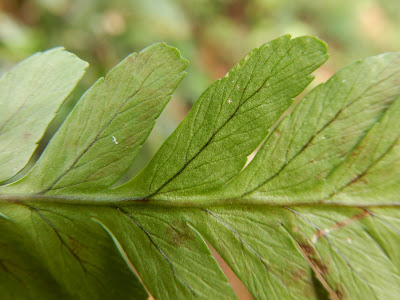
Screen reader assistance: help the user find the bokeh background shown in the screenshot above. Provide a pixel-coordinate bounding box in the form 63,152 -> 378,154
0,0 -> 399,298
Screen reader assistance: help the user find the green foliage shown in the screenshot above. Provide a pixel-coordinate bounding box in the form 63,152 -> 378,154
0,35 -> 399,299
0,48 -> 87,183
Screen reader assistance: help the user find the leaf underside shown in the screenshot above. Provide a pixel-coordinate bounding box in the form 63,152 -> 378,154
0,35 -> 399,300
0,48 -> 88,183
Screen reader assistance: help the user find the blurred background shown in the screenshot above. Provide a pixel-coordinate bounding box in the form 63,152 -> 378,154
0,0 -> 399,179
0,0 -> 399,298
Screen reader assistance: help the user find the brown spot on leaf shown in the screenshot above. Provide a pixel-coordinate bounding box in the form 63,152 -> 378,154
333,210 -> 370,230
135,198 -> 150,203
312,210 -> 371,243
292,268 -> 306,282
335,283 -> 345,299
166,220 -> 195,247
87,170 -> 106,181
23,132 -> 31,139
299,242 -> 328,275
309,257 -> 328,275
348,174 -> 369,186
67,235 -> 84,255
288,232 -> 337,299
299,242 -> 316,256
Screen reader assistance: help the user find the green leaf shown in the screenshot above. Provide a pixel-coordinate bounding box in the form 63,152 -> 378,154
0,203 -> 148,299
115,35 -> 328,200
0,48 -> 88,183
0,42 -> 188,300
6,43 -> 188,195
227,52 -> 400,205
1,36 -> 400,300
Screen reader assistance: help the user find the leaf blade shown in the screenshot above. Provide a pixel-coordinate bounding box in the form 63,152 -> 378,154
6,43 -> 187,195
0,203 -> 148,299
97,206 -> 237,300
0,48 -> 88,183
227,52 -> 400,205
116,35 -> 328,200
1,38 -> 400,300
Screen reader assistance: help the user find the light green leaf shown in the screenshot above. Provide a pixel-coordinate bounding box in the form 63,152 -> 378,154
227,52 -> 400,205
1,36 -> 400,300
96,206 -> 237,299
6,43 -> 188,195
116,35 -> 328,200
0,48 -> 88,183
191,206 -> 400,299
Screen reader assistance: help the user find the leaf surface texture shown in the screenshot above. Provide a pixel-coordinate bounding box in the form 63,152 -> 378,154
0,48 -> 88,183
1,36 -> 399,300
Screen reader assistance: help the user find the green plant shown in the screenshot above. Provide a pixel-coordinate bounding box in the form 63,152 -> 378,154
0,35 -> 399,299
